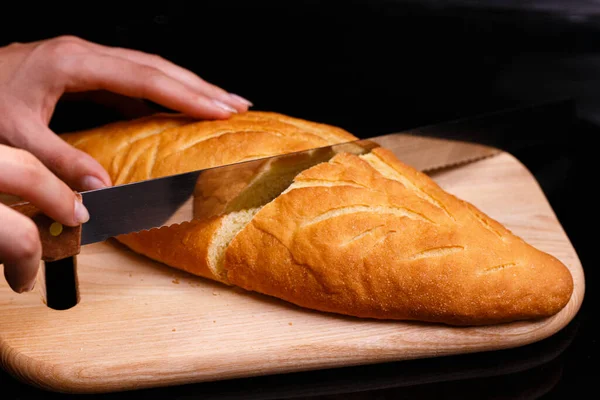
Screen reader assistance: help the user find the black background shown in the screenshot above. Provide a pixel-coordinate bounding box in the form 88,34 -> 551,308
0,1 -> 597,398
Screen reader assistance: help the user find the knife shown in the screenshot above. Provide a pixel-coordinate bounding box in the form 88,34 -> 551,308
5,101 -> 571,262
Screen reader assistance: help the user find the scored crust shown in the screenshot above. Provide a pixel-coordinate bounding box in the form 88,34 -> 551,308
62,111 -> 574,326
61,111 -> 357,185
61,111 -> 358,281
224,148 -> 574,325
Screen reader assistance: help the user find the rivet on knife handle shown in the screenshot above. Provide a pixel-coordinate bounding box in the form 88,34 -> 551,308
10,193 -> 82,262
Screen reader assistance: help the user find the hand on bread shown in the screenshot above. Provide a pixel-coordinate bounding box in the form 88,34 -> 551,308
0,35 -> 251,293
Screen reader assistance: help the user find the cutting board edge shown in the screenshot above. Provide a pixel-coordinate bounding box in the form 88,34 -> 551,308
0,273 -> 584,393
0,309 -> 580,395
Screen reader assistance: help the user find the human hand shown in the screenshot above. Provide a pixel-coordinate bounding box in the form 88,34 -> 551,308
0,35 -> 252,293
0,144 -> 91,293
0,35 -> 252,192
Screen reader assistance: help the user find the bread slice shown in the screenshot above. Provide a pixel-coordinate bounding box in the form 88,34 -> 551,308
116,209 -> 259,283
61,111 -> 574,326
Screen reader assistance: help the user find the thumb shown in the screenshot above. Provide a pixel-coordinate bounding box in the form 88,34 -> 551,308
9,118 -> 112,192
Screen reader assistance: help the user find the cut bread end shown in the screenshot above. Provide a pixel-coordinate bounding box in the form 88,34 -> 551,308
208,208 -> 261,283
222,148 -> 340,214
204,149 -> 384,285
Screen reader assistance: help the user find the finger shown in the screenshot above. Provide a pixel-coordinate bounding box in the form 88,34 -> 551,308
81,42 -> 253,112
3,115 -> 112,192
62,53 -> 238,120
0,144 -> 90,227
0,203 -> 42,293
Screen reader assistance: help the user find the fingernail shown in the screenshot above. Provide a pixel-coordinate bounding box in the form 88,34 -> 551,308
212,100 -> 238,114
229,93 -> 253,107
74,197 -> 90,224
81,175 -> 107,191
19,280 -> 36,293
25,280 -> 36,292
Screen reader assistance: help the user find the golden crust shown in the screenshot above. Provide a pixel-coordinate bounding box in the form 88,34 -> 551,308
116,217 -> 227,282
61,111 -> 357,185
60,113 -> 195,183
224,147 -> 574,326
62,110 -> 358,277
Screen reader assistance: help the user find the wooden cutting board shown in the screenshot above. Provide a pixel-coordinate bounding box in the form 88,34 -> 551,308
0,137 -> 585,394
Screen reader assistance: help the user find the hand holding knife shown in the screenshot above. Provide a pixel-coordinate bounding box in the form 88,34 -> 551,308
0,146 -> 89,293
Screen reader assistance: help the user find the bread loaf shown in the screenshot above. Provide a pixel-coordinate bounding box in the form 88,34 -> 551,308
61,111 -> 574,326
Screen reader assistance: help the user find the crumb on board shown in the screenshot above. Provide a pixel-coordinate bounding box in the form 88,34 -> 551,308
129,273 -> 132,277
289,322 -> 293,326
172,328 -> 176,332
172,278 -> 180,284
212,291 -> 218,296
213,320 -> 216,323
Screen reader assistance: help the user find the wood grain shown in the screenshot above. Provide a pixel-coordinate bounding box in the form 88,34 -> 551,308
0,143 -> 585,394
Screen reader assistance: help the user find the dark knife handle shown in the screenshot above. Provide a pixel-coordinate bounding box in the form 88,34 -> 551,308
9,194 -> 82,262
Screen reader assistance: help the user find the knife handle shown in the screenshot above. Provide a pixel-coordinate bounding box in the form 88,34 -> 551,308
9,193 -> 82,262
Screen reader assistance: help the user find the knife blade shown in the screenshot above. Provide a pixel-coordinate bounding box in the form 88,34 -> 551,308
8,101 -> 568,262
